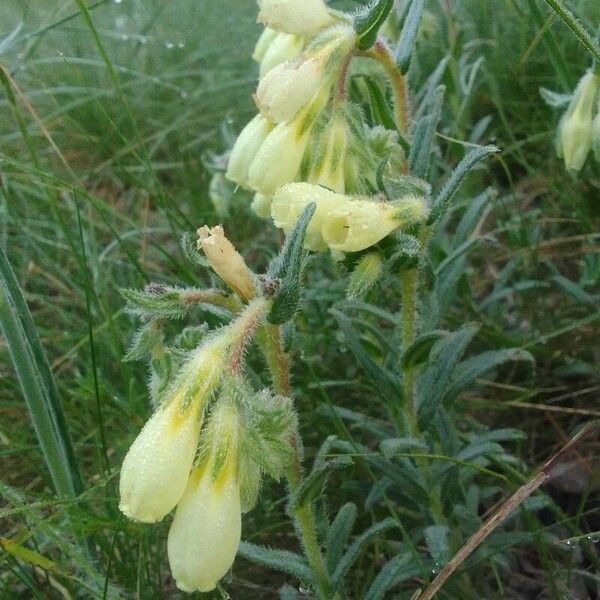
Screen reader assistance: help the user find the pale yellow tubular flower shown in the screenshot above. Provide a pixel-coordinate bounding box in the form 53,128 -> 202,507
322,196 -> 427,252
167,401 -> 241,593
251,192 -> 273,218
257,0 -> 335,37
256,57 -> 322,123
252,27 -> 278,63
559,71 -> 600,172
259,32 -> 304,76
118,340 -> 227,523
225,114 -> 273,188
247,120 -> 310,195
271,182 -> 348,250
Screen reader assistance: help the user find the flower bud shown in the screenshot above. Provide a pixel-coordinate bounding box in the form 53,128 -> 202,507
167,401 -> 241,593
256,26 -> 355,123
346,252 -> 383,300
558,71 -> 599,172
322,196 -> 428,252
252,27 -> 279,63
256,57 -> 323,123
197,225 -> 256,301
257,0 -> 335,37
271,182 -> 347,250
226,114 -> 273,188
119,340 -> 226,523
258,31 -> 304,76
251,192 -> 273,218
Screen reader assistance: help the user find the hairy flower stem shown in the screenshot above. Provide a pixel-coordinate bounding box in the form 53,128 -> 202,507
262,323 -> 334,599
368,40 -> 409,137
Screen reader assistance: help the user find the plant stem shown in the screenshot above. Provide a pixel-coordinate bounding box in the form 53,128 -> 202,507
262,324 -> 333,599
368,39 -> 410,137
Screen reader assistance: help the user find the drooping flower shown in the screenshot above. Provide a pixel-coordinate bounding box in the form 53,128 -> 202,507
271,182 -> 347,250
167,400 -> 242,593
226,114 -> 273,189
256,0 -> 335,37
197,225 -> 256,301
119,339 -> 227,523
557,70 -> 600,172
322,196 -> 428,252
254,29 -> 305,76
251,192 -> 273,218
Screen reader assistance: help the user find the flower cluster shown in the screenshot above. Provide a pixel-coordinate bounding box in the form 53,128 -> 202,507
555,69 -> 600,173
119,228 -> 295,592
224,0 -> 428,257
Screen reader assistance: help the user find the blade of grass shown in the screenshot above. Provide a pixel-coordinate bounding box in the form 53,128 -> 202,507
0,244 -> 82,498
541,0 -> 600,63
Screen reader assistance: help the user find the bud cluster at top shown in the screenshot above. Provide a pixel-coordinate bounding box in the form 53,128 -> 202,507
224,0 -> 429,257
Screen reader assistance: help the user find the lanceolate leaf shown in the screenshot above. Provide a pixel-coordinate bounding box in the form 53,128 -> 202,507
428,145 -> 498,224
364,555 -> 421,600
443,348 -> 534,405
416,324 -> 479,428
395,0 -> 427,74
332,309 -> 403,404
290,457 -> 353,510
237,542 -> 312,583
354,0 -> 395,50
409,85 -> 445,178
401,330 -> 446,368
326,502 -> 358,574
268,203 -> 316,325
331,518 -> 398,591
0,246 -> 82,497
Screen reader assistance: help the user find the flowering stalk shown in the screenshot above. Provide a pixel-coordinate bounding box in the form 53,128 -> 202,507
260,321 -> 335,600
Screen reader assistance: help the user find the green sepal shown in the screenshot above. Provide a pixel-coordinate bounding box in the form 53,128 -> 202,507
267,203 -> 316,325
354,0 -> 395,50
123,320 -> 164,362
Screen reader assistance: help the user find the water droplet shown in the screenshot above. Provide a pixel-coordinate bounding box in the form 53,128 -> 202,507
166,42 -> 175,49
180,91 -> 188,99
114,0 -> 123,4
178,42 -> 186,49
121,34 -> 129,41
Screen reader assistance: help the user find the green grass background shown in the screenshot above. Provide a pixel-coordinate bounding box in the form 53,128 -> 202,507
1,0 -> 599,597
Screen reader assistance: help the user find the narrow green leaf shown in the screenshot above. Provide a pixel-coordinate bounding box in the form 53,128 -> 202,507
551,274 -> 597,308
444,348 -> 534,405
394,0 -> 427,74
401,330 -> 446,368
267,203 -> 316,325
363,76 -> 398,131
541,0 -> 600,64
409,85 -> 445,178
428,145 -> 498,223
332,309 -> 403,404
364,555 -> 420,600
326,502 -> 358,574
416,324 -> 479,428
290,457 -> 353,511
237,542 -> 312,583
331,518 -> 397,591
355,0 -> 395,50
0,246 -> 82,497
424,525 -> 450,565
